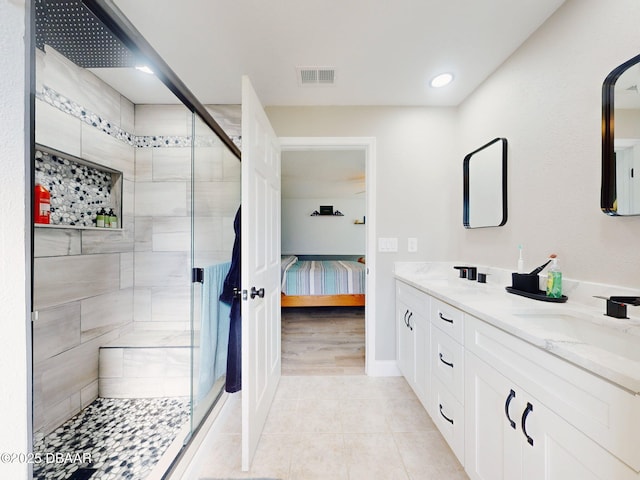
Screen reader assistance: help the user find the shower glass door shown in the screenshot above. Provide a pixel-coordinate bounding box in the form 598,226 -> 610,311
189,111 -> 241,432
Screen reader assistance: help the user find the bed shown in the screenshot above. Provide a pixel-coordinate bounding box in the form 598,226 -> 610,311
280,256 -> 366,307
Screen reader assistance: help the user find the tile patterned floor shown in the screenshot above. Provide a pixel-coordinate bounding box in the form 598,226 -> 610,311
181,376 -> 468,480
33,397 -> 189,480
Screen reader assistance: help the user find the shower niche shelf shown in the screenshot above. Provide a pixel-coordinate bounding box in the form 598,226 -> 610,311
34,144 -> 123,230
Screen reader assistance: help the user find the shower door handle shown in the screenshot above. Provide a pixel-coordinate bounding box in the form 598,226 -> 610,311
191,267 -> 204,284
250,286 -> 265,299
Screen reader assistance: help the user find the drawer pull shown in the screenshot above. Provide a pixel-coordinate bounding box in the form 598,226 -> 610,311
521,402 -> 534,446
439,403 -> 454,425
438,312 -> 454,324
504,389 -> 516,429
439,352 -> 454,368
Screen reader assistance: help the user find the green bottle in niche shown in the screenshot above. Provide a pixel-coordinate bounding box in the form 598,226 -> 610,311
96,208 -> 105,228
104,208 -> 111,228
109,209 -> 118,229
546,257 -> 562,298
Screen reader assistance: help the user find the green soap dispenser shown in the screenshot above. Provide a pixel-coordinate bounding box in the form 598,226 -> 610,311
546,256 -> 562,298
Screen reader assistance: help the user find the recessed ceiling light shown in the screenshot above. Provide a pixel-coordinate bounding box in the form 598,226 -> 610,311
135,65 -> 154,75
430,72 -> 454,88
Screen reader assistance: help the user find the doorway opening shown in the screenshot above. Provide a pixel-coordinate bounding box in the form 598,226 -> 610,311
279,137 -> 377,376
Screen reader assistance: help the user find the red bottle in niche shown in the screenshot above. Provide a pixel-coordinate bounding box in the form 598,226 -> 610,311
34,183 -> 51,224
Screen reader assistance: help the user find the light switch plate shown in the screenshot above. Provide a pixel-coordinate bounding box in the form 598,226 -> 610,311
408,237 -> 418,252
378,237 -> 398,252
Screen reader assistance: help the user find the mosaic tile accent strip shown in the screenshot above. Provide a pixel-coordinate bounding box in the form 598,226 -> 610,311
37,85 -> 242,149
33,397 -> 190,480
39,86 -> 136,146
35,148 -> 115,227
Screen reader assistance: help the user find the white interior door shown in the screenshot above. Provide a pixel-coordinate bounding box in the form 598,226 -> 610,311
241,75 -> 282,471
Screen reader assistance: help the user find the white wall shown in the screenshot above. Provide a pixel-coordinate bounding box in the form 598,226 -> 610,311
455,0 -> 640,286
282,198 -> 365,255
267,106 -> 458,360
268,0 -> 640,363
0,0 -> 30,478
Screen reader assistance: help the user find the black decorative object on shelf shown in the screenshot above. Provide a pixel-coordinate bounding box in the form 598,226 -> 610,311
311,206 -> 344,216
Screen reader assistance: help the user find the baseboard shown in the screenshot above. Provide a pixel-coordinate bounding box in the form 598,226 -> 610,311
366,360 -> 401,377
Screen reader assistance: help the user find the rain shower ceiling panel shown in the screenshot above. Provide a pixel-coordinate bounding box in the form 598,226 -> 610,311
35,0 -> 137,68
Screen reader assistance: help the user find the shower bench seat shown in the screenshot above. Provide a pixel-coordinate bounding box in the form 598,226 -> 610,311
98,330 -> 191,398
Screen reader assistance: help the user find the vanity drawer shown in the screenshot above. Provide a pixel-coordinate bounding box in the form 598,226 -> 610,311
431,297 -> 464,343
432,376 -> 465,465
396,281 -> 429,314
431,326 -> 464,403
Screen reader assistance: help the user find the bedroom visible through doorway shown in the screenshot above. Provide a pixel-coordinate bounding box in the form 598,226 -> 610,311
279,137 -> 376,375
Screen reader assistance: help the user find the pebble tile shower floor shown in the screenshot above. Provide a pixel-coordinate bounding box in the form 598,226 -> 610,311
33,397 -> 189,480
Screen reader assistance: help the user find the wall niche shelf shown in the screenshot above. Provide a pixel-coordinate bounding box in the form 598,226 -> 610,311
34,144 -> 123,230
34,223 -> 123,231
311,211 -> 344,216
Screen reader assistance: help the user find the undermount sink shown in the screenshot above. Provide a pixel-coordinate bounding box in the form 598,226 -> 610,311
512,311 -> 640,363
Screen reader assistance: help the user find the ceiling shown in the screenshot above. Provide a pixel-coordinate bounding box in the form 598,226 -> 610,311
35,0 -> 566,198
107,0 -> 566,107
615,63 -> 640,109
282,150 -> 366,199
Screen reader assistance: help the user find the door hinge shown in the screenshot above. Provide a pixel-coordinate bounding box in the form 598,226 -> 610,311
31,311 -> 38,322
191,267 -> 204,284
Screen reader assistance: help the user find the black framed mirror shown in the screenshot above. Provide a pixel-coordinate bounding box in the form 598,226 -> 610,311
463,137 -> 508,228
602,53 -> 640,216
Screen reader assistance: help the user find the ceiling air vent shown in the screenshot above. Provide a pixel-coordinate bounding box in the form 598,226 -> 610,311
297,67 -> 336,86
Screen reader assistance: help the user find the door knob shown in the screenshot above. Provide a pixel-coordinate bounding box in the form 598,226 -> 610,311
250,286 -> 265,299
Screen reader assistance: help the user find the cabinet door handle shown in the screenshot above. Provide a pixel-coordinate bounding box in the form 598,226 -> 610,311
439,403 -> 454,425
438,312 -> 454,324
504,389 -> 516,429
439,352 -> 454,368
407,312 -> 413,331
521,402 -> 534,446
403,309 -> 409,327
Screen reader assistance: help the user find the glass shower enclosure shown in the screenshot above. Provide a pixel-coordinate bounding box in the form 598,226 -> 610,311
190,114 -> 241,432
30,1 -> 241,478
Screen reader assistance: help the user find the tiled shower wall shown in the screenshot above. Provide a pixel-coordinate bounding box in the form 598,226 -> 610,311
33,47 -> 135,435
132,107 -> 240,330
33,46 -> 241,434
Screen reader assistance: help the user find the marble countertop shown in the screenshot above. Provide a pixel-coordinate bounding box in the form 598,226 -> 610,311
394,262 -> 640,395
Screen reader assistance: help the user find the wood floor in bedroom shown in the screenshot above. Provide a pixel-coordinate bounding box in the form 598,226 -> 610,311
281,306 -> 365,375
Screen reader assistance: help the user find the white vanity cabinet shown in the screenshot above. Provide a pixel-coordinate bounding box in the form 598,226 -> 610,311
395,281 -> 430,411
395,272 -> 640,480
465,315 -> 639,480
